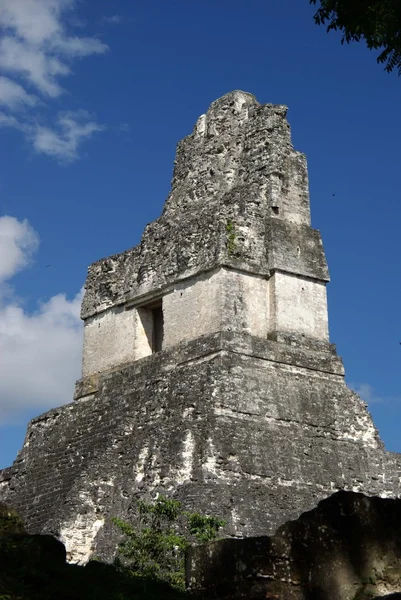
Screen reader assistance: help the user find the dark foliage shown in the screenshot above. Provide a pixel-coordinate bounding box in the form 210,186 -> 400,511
310,0 -> 401,74
0,534 -> 187,600
0,503 -> 186,600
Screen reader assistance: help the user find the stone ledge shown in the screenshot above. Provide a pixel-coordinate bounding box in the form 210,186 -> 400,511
224,331 -> 344,376
74,331 -> 344,400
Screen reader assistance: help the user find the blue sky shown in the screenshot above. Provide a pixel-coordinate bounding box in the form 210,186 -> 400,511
1,0 -> 401,469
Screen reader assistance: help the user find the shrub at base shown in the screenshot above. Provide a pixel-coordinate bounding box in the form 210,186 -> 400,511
112,496 -> 226,591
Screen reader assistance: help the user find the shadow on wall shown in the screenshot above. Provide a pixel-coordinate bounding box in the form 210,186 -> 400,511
187,491 -> 401,600
0,502 -> 185,600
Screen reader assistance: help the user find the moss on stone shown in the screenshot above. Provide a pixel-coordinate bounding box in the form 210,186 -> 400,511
225,219 -> 236,255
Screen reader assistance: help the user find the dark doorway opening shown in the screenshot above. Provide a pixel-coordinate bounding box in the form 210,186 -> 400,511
151,303 -> 164,353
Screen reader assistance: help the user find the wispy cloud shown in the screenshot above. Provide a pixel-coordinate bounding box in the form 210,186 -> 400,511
0,216 -> 39,281
351,383 -> 401,406
0,0 -> 107,96
32,110 -> 104,162
0,108 -> 104,162
351,383 -> 384,405
0,111 -> 23,129
0,215 -> 83,424
0,35 -> 69,98
102,15 -> 124,25
0,0 -> 108,161
0,76 -> 38,109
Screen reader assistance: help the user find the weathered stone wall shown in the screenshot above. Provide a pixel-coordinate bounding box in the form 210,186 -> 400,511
82,306 -> 136,377
82,303 -> 158,377
270,272 -> 329,341
2,332 -> 400,563
82,267 -> 269,375
82,265 -> 329,376
219,269 -> 270,339
162,270 -> 224,348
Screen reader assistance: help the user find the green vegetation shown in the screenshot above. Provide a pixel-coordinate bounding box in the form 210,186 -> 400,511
310,0 -> 401,74
113,495 -> 226,592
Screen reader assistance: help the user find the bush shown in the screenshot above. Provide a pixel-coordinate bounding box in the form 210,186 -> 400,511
112,496 -> 226,591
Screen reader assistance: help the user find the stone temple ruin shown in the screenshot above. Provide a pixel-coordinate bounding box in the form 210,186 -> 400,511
1,91 -> 400,564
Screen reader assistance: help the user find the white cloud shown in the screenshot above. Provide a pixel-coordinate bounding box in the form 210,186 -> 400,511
0,0 -> 107,96
53,35 -> 107,57
0,76 -> 38,109
0,111 -> 23,129
0,107 -> 104,163
32,110 -> 104,161
0,0 -> 108,161
0,36 -> 69,97
0,0 -> 69,46
0,215 -> 83,424
0,216 -> 39,280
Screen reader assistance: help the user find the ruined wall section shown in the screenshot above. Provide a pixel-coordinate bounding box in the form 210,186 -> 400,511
187,491 -> 401,600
